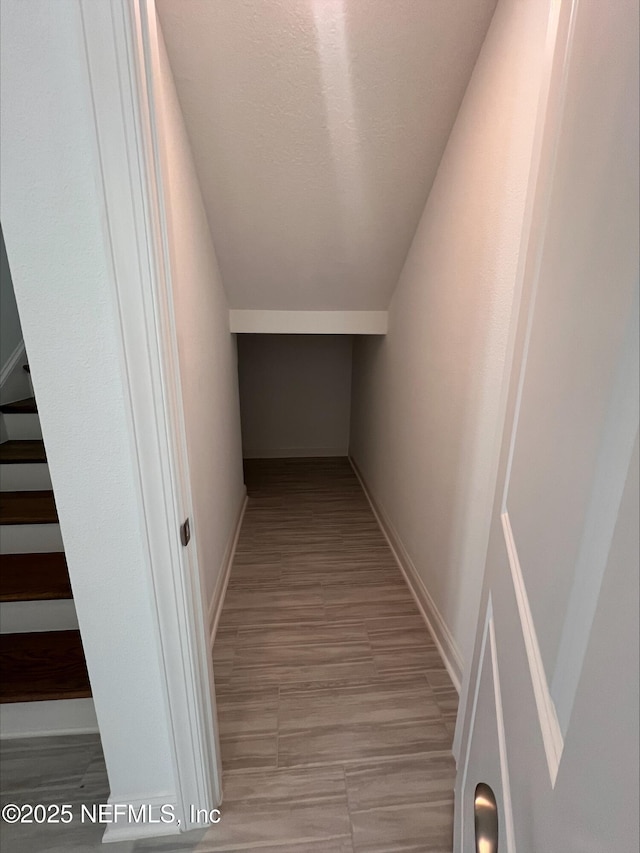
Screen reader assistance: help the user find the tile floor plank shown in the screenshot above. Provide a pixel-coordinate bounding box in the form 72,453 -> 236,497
214,458 -> 459,848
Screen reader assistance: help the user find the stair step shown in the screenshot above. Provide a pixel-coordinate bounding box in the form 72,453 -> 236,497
0,440 -> 46,464
0,490 -> 58,525
0,397 -> 37,415
0,630 -> 91,703
0,553 -> 72,602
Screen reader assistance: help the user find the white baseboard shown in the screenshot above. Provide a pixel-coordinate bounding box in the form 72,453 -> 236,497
102,793 -> 180,843
349,456 -> 463,692
0,698 -> 98,739
208,491 -> 248,647
243,447 -> 348,459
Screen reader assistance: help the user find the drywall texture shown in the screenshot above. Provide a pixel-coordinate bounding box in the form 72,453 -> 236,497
238,335 -> 352,458
350,0 -> 552,669
0,0 -> 176,800
156,0 -> 497,312
152,14 -> 245,607
0,224 -> 23,368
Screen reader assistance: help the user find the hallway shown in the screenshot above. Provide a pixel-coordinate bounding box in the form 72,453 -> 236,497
211,457 -> 458,851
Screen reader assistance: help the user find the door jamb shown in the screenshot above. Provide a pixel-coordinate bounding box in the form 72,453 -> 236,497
79,0 -> 222,830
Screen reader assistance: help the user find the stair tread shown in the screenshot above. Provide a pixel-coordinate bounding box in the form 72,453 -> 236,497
0,490 -> 58,525
0,440 -> 47,464
0,630 -> 91,703
0,397 -> 37,414
0,553 -> 71,602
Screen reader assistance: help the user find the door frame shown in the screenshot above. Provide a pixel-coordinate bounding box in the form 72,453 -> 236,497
79,0 -> 222,829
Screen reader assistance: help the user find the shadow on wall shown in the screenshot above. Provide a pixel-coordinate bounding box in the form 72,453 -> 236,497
237,334 -> 354,460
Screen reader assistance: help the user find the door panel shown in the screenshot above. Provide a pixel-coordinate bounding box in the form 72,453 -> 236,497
455,0 -> 639,849
506,200 -> 635,678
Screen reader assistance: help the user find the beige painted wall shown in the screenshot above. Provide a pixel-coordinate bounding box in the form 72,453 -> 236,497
238,334 -> 352,458
350,0 -> 553,669
152,14 -> 245,606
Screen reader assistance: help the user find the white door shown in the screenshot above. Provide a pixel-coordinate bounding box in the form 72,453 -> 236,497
454,0 -> 639,850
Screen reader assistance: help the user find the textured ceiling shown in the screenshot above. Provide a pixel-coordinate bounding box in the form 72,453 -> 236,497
156,0 -> 497,311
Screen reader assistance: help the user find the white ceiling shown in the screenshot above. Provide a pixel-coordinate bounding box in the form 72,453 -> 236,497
156,0 -> 497,312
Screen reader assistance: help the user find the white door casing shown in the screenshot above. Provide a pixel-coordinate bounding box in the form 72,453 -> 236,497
80,0 -> 223,831
454,0 -> 639,850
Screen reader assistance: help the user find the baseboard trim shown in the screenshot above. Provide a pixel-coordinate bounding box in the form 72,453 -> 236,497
243,447 -> 348,459
0,698 -> 98,739
208,490 -> 248,647
349,456 -> 463,692
102,793 -> 180,843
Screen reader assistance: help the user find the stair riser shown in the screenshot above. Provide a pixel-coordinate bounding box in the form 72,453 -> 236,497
0,523 -> 63,553
3,413 -> 42,440
0,698 -> 98,738
0,600 -> 78,633
0,463 -> 52,491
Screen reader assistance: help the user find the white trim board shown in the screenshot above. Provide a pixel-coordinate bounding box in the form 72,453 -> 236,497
0,698 -> 98,739
349,456 -> 463,691
230,310 -> 388,335
457,597 -> 516,853
80,0 -> 227,830
501,511 -> 563,786
208,492 -> 248,647
102,793 -> 179,844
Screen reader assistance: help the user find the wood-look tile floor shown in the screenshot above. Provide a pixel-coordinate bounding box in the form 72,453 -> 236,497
210,458 -> 458,852
0,458 -> 458,853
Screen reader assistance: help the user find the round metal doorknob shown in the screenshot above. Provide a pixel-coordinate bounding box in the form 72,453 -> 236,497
474,783 -> 498,852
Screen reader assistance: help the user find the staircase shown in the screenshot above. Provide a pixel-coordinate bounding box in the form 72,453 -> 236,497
0,390 -> 93,733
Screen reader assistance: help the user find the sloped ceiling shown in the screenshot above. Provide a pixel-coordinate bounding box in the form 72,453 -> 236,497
156,0 -> 497,313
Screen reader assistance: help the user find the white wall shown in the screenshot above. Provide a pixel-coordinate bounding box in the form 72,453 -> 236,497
0,224 -> 22,369
151,13 -> 245,607
0,0 -> 176,806
156,0 -> 497,313
238,334 -> 352,458
350,0 -> 552,671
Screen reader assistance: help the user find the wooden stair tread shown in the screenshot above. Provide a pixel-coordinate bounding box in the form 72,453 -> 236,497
0,631 -> 91,703
0,490 -> 58,525
0,397 -> 37,414
0,553 -> 71,602
0,440 -> 47,464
